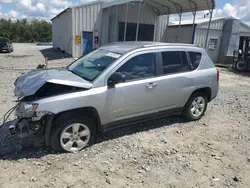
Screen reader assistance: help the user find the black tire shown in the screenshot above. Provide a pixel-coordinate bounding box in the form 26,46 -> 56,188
235,60 -> 247,72
50,113 -> 96,153
182,92 -> 208,121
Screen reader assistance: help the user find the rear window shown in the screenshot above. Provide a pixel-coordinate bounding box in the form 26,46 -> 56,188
162,51 -> 182,74
161,51 -> 191,74
189,52 -> 202,70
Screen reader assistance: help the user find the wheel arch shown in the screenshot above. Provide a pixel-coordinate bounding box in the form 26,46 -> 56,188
45,107 -> 101,147
190,87 -> 212,102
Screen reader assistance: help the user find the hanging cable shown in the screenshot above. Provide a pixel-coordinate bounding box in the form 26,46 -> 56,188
0,102 -> 20,130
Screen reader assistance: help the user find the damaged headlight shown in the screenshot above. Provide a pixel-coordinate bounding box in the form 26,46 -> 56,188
15,103 -> 39,118
24,104 -> 38,112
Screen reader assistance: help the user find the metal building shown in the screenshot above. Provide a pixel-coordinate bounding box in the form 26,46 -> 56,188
167,16 -> 250,63
51,0 -> 215,58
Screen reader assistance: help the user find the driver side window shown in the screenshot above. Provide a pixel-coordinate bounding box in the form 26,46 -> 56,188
116,53 -> 156,82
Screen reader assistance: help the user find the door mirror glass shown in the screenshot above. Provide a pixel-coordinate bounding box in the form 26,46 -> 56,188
108,72 -> 126,86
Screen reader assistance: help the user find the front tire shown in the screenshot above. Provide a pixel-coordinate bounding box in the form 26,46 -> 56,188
182,92 -> 208,121
50,113 -> 96,153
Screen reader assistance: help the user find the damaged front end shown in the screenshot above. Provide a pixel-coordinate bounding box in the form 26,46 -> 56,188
9,101 -> 53,137
6,68 -> 92,142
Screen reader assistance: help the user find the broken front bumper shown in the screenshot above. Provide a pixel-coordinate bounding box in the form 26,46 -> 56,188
8,114 -> 55,147
8,118 -> 43,137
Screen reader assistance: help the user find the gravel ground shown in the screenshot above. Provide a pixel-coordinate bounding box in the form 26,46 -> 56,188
0,43 -> 250,188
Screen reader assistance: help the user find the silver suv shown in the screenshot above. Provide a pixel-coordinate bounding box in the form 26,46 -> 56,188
10,42 -> 219,152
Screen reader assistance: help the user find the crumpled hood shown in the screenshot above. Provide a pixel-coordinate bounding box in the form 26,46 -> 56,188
14,68 -> 93,98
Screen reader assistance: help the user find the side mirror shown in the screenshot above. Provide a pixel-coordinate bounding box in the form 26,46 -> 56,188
108,72 -> 126,86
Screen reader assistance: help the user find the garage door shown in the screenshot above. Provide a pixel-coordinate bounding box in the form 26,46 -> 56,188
118,22 -> 155,42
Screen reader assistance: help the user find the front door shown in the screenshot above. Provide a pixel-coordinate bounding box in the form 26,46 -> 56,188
106,52 -> 161,123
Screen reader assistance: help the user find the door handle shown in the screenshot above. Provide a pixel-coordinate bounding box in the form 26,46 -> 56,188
146,83 -> 158,89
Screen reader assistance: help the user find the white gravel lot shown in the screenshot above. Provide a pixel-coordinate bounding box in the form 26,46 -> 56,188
0,43 -> 250,188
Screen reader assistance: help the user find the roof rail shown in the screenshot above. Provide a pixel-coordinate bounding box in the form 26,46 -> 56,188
142,43 -> 196,48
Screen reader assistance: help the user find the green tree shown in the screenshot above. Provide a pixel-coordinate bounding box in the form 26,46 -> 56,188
0,18 -> 52,43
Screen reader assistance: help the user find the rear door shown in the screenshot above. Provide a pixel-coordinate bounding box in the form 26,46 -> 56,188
156,50 -> 195,110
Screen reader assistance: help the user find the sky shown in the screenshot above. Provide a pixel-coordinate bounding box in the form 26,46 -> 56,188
0,0 -> 249,25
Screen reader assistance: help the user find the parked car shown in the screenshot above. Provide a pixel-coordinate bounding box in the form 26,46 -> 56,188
0,37 -> 13,53
9,42 -> 219,153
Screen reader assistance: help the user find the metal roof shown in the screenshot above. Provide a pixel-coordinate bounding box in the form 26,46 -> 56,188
51,0 -> 101,21
51,0 -> 216,20
102,0 -> 216,15
170,16 -> 235,26
169,16 -> 250,30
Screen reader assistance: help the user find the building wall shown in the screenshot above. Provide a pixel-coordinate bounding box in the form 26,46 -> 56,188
117,3 -> 157,25
240,23 -> 250,33
224,20 -> 250,63
165,19 -> 225,63
72,2 -> 102,57
239,24 -> 250,37
166,25 -> 194,43
195,28 -> 223,63
102,2 -> 159,44
52,9 -> 72,55
53,2 -> 169,58
155,15 -> 169,42
195,19 -> 224,63
101,8 -> 110,45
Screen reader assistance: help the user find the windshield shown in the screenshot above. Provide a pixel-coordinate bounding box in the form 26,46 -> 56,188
0,38 -> 8,44
68,49 -> 121,81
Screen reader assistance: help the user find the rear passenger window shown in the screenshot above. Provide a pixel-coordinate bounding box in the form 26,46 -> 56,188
162,51 -> 182,74
189,52 -> 202,70
162,51 -> 190,74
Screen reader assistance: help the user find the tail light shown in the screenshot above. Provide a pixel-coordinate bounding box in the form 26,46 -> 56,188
217,68 -> 220,82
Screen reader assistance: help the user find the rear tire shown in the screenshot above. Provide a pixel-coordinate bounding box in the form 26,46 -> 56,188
182,92 -> 208,121
235,60 -> 247,72
50,113 -> 96,153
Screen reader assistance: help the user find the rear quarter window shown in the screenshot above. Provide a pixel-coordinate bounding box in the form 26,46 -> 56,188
189,52 -> 202,70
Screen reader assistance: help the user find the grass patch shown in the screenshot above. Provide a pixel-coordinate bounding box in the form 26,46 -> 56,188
215,63 -> 231,69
